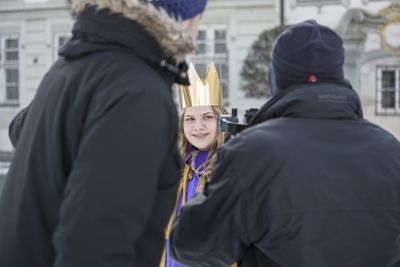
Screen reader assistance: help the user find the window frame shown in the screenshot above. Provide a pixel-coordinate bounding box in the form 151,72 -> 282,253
189,25 -> 229,105
291,0 -> 345,7
0,35 -> 20,106
376,66 -> 400,116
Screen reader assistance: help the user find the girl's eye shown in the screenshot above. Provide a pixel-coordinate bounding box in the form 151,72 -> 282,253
184,117 -> 195,122
203,115 -> 215,120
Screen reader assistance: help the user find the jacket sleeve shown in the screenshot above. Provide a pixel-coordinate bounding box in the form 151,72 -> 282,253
52,87 -> 175,267
169,146 -> 251,267
8,106 -> 29,147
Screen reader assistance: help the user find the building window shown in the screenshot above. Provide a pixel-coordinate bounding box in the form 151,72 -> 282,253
0,36 -> 19,105
376,66 -> 400,115
54,34 -> 71,61
189,26 -> 229,105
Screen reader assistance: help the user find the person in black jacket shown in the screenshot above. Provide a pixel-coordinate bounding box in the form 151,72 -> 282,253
169,20 -> 400,267
0,1 -> 207,267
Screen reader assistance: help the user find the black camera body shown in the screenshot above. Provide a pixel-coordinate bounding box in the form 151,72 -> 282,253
218,108 -> 259,136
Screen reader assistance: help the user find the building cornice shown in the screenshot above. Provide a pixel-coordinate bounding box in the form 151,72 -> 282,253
0,2 -> 68,13
1,1 -> 273,13
208,0 -> 274,8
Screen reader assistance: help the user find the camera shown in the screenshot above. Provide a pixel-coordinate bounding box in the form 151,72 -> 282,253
218,108 -> 259,136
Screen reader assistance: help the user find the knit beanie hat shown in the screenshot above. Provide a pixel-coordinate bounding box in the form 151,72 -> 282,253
268,20 -> 345,95
149,0 -> 207,20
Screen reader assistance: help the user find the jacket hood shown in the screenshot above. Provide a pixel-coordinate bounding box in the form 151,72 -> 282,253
249,83 -> 363,126
70,0 -> 195,61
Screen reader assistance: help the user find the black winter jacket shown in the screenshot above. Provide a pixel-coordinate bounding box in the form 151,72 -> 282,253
170,83 -> 400,267
0,2 -> 193,267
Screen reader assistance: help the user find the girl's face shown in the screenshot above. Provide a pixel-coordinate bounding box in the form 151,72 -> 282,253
183,106 -> 218,151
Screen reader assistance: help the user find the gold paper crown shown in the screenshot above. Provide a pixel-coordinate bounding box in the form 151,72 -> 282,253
178,63 -> 224,109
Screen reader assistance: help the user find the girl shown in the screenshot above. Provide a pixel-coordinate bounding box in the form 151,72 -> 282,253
160,63 -> 233,267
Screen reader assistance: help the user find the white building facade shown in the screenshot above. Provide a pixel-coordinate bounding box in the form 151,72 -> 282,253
0,0 -> 276,152
0,0 -> 398,152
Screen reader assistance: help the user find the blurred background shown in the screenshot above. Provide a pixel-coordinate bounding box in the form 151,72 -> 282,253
0,0 -> 399,188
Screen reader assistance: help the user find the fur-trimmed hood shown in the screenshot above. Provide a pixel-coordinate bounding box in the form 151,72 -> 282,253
71,0 -> 196,61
